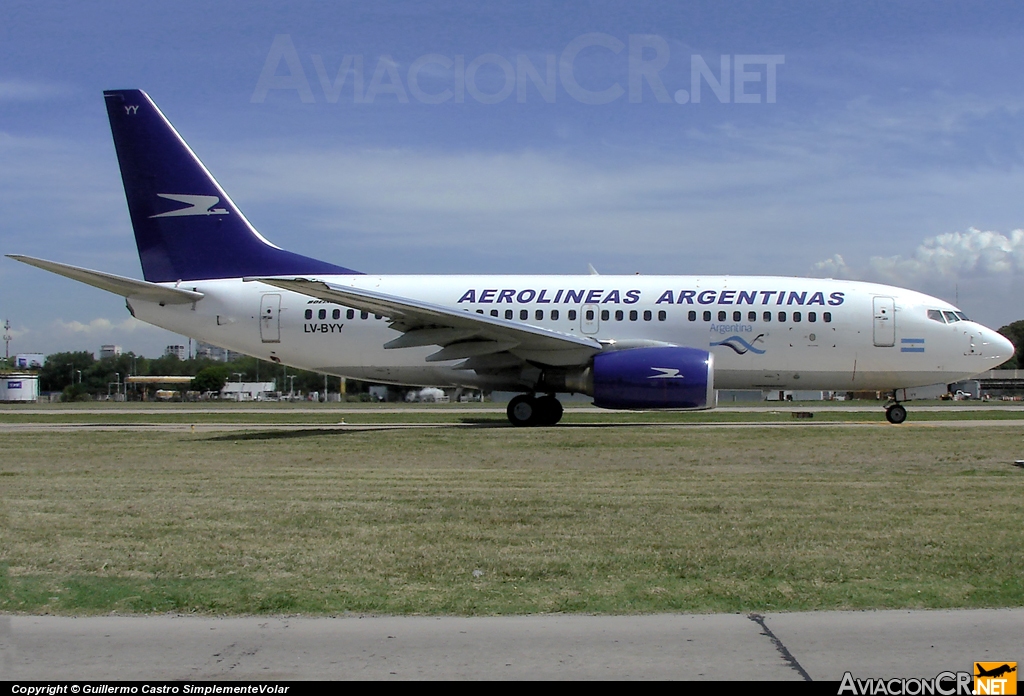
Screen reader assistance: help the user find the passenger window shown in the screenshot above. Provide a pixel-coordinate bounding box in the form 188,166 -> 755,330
616,310 -> 624,321
477,309 -> 484,314
658,310 -> 666,321
360,311 -> 368,320
333,309 -> 340,320
629,310 -> 638,321
601,310 -> 610,321
688,310 -> 696,321
568,310 -> 577,320
490,309 -> 498,317
748,311 -> 756,322
808,312 -> 816,323
824,312 -> 831,323
585,309 -> 595,320
778,311 -> 786,322
505,309 -> 513,320
793,312 -> 801,322
318,309 -> 326,320
733,311 -> 741,322
347,309 -> 355,320
703,311 -> 711,321
643,310 -> 652,321
520,309 -> 528,320
374,314 -> 382,320
763,311 -> 771,322
718,311 -> 726,321
551,310 -> 559,320
535,310 -> 543,320
304,309 -> 312,320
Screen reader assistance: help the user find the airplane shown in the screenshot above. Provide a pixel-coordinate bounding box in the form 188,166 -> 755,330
975,664 -> 1016,679
7,89 -> 1016,426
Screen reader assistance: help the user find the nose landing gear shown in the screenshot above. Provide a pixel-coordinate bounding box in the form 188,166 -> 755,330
507,394 -> 564,426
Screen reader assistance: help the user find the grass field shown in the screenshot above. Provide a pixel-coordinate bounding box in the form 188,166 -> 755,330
2,406 -> 1023,616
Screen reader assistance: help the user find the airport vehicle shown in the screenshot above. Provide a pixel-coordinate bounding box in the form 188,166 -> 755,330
8,90 -> 1015,425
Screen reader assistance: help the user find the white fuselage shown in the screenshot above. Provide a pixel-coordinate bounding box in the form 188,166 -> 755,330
129,274 -> 1008,394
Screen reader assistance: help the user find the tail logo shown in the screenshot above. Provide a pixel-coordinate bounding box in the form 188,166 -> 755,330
149,194 -> 229,218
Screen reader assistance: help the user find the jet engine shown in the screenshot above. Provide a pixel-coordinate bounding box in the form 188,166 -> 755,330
543,346 -> 715,410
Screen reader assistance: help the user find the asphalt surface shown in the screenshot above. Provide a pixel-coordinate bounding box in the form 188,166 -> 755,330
3,404 -> 1024,415
1,419 -> 1023,432
2,609 -> 1020,680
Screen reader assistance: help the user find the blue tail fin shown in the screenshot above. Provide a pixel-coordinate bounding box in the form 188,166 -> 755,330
103,89 -> 359,282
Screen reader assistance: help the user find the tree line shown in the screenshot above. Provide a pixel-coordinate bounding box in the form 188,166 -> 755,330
22,351 -> 360,401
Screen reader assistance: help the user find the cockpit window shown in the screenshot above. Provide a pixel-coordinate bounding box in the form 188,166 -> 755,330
927,309 -> 945,323
942,311 -> 960,323
954,311 -> 970,322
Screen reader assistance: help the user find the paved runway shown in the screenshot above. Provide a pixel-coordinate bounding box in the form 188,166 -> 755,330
2,609 -> 1020,680
3,404 -> 1024,415
1,419 -> 1023,432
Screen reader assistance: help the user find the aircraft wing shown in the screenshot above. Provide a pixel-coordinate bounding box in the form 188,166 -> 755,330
7,255 -> 204,305
250,277 -> 602,367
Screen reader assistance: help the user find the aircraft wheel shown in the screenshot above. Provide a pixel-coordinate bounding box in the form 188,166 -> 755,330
885,403 -> 908,424
535,395 -> 564,426
507,395 -> 537,427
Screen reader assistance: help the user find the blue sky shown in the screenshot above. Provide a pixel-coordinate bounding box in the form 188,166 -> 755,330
3,1 -> 1024,357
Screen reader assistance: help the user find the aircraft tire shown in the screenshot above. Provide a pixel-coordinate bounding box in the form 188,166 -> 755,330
885,404 -> 908,424
535,396 -> 564,426
507,395 -> 537,427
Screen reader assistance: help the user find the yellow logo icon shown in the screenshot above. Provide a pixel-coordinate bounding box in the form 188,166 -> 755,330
974,663 -> 1017,695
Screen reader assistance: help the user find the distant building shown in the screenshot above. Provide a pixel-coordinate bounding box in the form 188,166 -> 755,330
196,342 -> 245,363
165,345 -> 187,360
220,381 -> 276,401
100,344 -> 122,359
0,374 -> 39,402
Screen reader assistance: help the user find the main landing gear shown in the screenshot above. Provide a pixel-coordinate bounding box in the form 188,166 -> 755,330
885,400 -> 908,424
507,394 -> 564,427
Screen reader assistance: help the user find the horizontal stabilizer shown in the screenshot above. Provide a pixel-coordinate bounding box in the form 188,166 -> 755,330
7,255 -> 204,304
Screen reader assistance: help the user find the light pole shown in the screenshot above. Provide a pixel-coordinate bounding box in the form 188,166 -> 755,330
232,372 -> 244,401
287,374 -> 296,400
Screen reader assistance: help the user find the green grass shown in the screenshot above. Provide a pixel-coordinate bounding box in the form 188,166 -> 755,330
2,422 -> 1023,615
1,400 -> 1023,425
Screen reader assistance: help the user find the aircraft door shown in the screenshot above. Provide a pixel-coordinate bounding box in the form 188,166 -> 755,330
872,296 -> 895,347
581,303 -> 600,335
260,293 -> 281,343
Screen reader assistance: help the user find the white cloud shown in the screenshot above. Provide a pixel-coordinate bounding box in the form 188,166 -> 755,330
51,317 -> 154,336
0,79 -> 68,101
814,227 -> 1024,284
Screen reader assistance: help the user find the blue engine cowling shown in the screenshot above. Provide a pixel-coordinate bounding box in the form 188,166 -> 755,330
591,346 -> 715,410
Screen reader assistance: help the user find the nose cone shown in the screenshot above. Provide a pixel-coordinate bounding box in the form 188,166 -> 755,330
992,331 -> 1016,363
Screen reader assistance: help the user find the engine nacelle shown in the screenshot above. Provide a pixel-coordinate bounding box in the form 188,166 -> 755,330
591,346 -> 715,410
